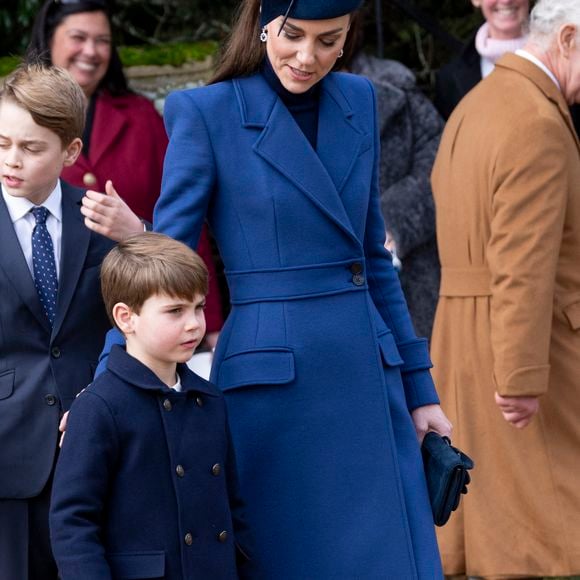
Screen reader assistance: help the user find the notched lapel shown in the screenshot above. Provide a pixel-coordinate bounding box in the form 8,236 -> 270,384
237,74 -> 358,243
317,77 -> 369,194
52,186 -> 91,337
89,93 -> 128,167
0,197 -> 51,332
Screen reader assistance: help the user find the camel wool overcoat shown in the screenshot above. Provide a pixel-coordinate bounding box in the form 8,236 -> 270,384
430,53 -> 580,578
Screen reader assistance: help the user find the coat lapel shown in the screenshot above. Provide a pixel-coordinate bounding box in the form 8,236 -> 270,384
89,91 -> 129,167
0,195 -> 51,331
235,74 -> 360,244
52,182 -> 91,338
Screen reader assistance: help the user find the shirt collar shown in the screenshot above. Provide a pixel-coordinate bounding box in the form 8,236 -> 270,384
516,49 -> 561,91
1,180 -> 63,223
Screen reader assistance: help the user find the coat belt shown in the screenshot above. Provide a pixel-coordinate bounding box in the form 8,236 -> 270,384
439,267 -> 491,297
226,259 -> 368,304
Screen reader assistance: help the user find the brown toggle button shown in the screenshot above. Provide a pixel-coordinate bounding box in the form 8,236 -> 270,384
176,465 -> 185,478
211,463 -> 221,476
218,531 -> 228,543
83,172 -> 97,187
163,399 -> 172,411
45,394 -> 57,406
195,396 -> 203,407
184,533 -> 193,546
350,262 -> 363,274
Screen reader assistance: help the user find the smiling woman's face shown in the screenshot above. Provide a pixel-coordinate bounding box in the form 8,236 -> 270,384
472,0 -> 529,40
50,11 -> 112,97
265,14 -> 350,94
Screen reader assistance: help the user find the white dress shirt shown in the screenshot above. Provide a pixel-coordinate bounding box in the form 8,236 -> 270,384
1,181 -> 63,279
515,49 -> 561,91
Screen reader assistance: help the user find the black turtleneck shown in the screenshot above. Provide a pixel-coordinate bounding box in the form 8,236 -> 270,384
261,56 -> 321,150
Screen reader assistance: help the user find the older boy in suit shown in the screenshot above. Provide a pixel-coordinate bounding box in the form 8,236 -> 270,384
0,64 -> 119,579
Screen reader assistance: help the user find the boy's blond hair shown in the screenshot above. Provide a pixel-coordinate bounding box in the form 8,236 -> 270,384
0,63 -> 85,147
101,232 -> 209,327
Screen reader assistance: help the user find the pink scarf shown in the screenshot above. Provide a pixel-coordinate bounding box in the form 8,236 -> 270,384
474,22 -> 527,64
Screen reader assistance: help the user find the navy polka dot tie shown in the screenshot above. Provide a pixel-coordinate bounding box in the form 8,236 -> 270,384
31,207 -> 58,326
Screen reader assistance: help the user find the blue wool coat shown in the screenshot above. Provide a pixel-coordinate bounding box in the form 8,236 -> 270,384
50,346 -> 249,579
103,71 -> 443,578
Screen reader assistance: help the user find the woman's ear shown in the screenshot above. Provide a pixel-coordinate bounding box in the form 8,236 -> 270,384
112,302 -> 135,334
471,0 -> 482,8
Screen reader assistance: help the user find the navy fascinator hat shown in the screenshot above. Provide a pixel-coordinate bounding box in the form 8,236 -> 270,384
260,0 -> 363,26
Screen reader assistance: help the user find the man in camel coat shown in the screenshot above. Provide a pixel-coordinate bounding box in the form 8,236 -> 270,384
430,0 -> 580,577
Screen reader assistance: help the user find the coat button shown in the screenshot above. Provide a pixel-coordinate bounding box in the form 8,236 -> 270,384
350,262 -> 363,274
45,394 -> 57,406
51,346 -> 61,358
163,399 -> 172,411
184,533 -> 193,546
176,465 -> 185,478
195,396 -> 203,407
211,463 -> 221,476
352,273 -> 365,286
83,172 -> 97,187
218,531 -> 228,543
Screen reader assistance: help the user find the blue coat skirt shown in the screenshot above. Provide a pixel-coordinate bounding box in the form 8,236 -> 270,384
153,71 -> 442,579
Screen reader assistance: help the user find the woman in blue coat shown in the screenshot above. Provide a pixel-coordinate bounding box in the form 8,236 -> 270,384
102,0 -> 451,576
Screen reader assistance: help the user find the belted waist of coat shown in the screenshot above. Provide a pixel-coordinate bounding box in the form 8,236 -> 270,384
226,259 -> 368,304
439,266 -> 492,297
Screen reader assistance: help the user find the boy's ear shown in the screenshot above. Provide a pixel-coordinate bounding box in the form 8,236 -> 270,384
112,302 -> 135,334
63,137 -> 83,167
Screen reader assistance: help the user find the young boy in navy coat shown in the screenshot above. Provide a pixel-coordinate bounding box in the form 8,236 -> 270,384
0,64 -> 117,579
50,232 -> 250,580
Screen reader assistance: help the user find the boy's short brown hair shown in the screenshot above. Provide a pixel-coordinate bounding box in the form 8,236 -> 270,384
0,63 -> 85,147
101,232 -> 209,327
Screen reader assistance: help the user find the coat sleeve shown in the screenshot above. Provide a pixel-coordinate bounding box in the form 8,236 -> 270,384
49,391 -> 119,579
379,86 -> 442,259
154,90 -> 217,249
362,79 -> 439,411
488,116 -> 568,397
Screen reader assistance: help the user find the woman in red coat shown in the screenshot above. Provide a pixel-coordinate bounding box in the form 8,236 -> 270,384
27,0 -> 223,341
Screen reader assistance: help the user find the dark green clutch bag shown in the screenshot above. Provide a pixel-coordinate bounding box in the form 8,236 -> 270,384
421,432 -> 474,526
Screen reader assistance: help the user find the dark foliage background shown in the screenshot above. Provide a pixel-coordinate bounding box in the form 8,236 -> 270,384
0,0 -> 483,81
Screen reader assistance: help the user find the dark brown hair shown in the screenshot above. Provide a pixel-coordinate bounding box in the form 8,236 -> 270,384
100,232 -> 209,328
210,0 -> 360,84
0,63 -> 86,147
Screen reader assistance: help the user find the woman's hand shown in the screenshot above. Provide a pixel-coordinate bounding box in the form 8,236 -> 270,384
81,180 -> 144,241
411,404 -> 452,444
494,393 -> 539,429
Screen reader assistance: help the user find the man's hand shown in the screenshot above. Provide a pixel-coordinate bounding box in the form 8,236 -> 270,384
411,404 -> 452,444
81,180 -> 144,241
494,393 -> 539,429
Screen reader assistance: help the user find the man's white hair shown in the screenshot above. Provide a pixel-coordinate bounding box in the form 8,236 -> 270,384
529,0 -> 580,49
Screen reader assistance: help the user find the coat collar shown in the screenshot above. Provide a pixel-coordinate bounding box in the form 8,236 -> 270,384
496,53 -> 580,148
107,344 -> 220,396
234,72 -> 367,245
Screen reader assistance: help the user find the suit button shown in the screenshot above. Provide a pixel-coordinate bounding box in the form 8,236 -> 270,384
218,531 -> 228,543
51,347 -> 61,358
211,463 -> 221,476
45,394 -> 57,406
184,533 -> 193,546
176,465 -> 185,478
352,273 -> 365,286
350,262 -> 363,274
163,399 -> 172,411
195,396 -> 203,407
83,172 -> 97,187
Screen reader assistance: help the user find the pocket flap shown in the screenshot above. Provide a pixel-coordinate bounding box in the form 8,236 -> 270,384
219,348 -> 295,391
378,332 -> 404,367
107,551 -> 165,579
0,370 -> 15,400
563,300 -> 580,330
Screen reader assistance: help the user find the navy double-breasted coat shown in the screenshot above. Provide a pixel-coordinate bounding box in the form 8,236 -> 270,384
105,71 -> 442,578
